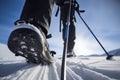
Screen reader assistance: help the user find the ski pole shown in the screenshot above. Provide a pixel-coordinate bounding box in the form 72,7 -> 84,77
76,10 -> 113,60
61,0 -> 72,80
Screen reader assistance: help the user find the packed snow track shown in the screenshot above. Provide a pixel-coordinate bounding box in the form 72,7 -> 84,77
0,57 -> 120,80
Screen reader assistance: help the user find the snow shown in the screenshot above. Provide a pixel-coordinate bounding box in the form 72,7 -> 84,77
0,43 -> 120,80
0,43 -> 24,61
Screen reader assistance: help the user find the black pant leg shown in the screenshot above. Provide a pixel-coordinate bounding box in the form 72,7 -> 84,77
20,0 -> 55,35
67,22 -> 76,52
62,21 -> 76,53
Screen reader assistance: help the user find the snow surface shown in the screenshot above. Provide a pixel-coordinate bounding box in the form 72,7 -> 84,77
0,43 -> 120,80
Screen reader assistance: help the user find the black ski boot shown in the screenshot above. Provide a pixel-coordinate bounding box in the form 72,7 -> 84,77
67,51 -> 76,57
8,21 -> 53,64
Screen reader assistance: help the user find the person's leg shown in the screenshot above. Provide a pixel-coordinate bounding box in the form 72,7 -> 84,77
20,0 -> 54,35
8,0 -> 55,64
67,21 -> 76,53
61,3 -> 76,56
62,21 -> 76,55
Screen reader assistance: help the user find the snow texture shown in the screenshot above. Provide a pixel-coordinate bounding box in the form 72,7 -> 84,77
0,43 -> 120,80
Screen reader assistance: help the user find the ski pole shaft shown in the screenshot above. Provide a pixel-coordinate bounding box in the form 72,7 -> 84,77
61,39 -> 68,80
78,13 -> 110,56
61,0 -> 72,80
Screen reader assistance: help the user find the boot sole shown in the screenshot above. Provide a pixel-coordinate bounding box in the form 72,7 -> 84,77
8,28 -> 51,64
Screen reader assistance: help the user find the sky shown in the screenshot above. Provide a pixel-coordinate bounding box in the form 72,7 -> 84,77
0,0 -> 120,56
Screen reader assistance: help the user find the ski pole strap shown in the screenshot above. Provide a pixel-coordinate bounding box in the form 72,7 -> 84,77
55,6 -> 59,17
59,17 -> 62,32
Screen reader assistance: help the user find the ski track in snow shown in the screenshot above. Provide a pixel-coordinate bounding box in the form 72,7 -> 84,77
0,57 -> 120,80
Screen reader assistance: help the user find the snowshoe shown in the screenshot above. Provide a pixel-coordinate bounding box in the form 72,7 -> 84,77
8,21 -> 53,64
